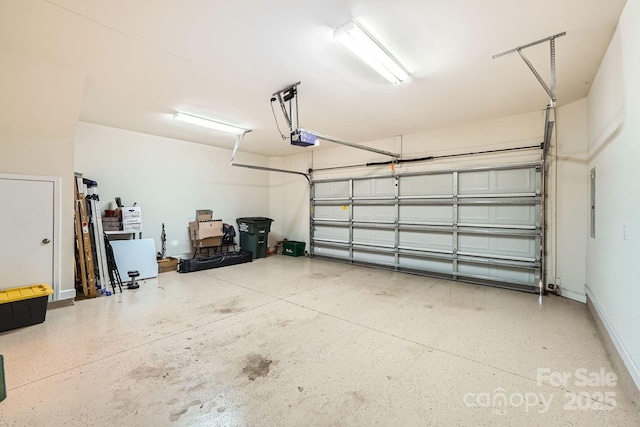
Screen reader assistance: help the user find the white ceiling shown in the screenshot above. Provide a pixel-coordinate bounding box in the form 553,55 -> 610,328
0,0 -> 627,156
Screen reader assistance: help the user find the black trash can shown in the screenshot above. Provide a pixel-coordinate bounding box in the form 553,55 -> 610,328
236,217 -> 273,259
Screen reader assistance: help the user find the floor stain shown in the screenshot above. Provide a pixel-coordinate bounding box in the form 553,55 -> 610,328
375,290 -> 395,297
169,408 -> 188,422
130,364 -> 174,381
110,388 -> 139,419
187,381 -> 207,393
213,298 -> 245,314
242,354 -> 273,381
168,400 -> 202,422
276,318 -> 295,328
352,391 -> 366,404
217,407 -> 226,413
275,312 -> 321,329
215,308 -> 237,314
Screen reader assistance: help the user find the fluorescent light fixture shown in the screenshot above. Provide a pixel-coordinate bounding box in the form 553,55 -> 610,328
334,20 -> 410,85
173,111 -> 246,134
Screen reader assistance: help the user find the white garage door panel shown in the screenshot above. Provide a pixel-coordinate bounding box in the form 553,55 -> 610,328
399,230 -> 453,252
399,205 -> 453,223
315,181 -> 349,198
314,245 -> 349,258
495,205 -> 536,224
354,178 -> 395,197
459,168 -> 536,195
399,256 -> 452,274
458,262 -> 536,285
353,228 -> 395,246
314,205 -> 349,220
314,225 -> 350,242
458,205 -> 535,226
353,250 -> 395,266
458,234 -> 536,259
400,174 -> 452,196
458,171 -> 490,193
311,164 -> 542,293
353,205 -> 395,221
494,169 -> 536,193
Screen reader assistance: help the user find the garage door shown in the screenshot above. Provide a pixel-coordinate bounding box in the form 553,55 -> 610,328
310,163 -> 542,293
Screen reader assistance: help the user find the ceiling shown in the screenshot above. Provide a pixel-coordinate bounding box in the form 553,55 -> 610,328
0,0 -> 627,156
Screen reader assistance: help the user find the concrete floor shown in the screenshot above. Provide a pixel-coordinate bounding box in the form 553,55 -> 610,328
0,256 -> 638,426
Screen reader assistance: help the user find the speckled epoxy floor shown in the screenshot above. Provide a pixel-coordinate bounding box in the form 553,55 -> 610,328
0,256 -> 638,426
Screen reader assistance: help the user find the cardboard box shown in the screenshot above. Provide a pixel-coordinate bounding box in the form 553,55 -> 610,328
119,206 -> 142,221
189,220 -> 222,240
195,209 -> 213,221
192,236 -> 222,248
122,221 -> 142,232
157,257 -> 179,273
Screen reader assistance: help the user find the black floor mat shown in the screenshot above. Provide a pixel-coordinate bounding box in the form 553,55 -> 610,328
178,251 -> 253,273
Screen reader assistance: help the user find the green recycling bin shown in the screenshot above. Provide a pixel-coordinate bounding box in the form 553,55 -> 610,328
236,217 -> 273,259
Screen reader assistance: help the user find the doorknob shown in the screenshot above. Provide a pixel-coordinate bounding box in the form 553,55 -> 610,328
42,238 -> 51,244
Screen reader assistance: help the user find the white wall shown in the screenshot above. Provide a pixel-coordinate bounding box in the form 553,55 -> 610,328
586,0 -> 640,389
553,99 -> 590,301
74,122 -> 270,258
268,153 -> 313,249
0,47 -> 85,300
308,111 -> 545,177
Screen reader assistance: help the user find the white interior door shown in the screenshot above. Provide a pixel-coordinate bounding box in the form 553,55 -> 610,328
0,177 -> 54,291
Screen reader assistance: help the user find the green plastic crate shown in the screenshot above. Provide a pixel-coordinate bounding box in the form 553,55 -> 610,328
283,241 -> 305,257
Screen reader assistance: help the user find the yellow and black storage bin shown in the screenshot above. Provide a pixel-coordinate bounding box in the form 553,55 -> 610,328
0,284 -> 53,333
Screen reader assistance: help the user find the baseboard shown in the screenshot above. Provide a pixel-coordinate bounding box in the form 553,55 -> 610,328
556,287 -> 587,303
586,285 -> 640,414
57,288 -> 77,301
47,298 -> 74,310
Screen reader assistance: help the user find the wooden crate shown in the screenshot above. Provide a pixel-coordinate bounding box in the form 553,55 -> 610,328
157,257 -> 179,273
